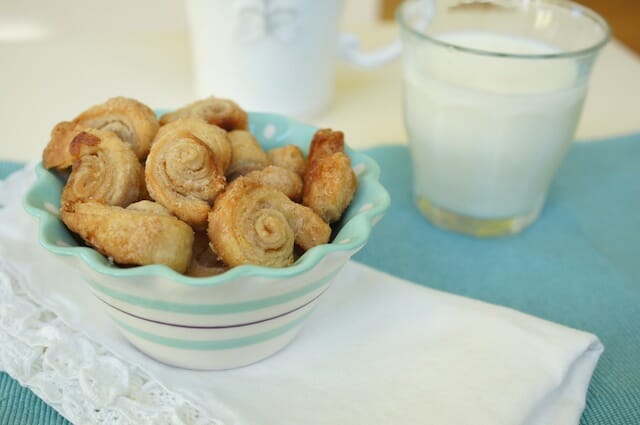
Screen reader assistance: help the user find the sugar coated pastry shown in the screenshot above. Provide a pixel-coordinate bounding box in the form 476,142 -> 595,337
73,97 -> 159,160
275,192 -> 333,251
44,95 -> 359,275
43,121 -> 86,170
244,165 -> 303,201
305,128 -> 344,172
145,118 -> 232,228
226,130 -> 269,180
159,96 -> 248,131
302,129 -> 356,223
267,145 -> 306,177
126,199 -> 171,215
43,97 -> 159,169
61,200 -> 194,273
60,129 -> 145,207
208,177 -> 330,267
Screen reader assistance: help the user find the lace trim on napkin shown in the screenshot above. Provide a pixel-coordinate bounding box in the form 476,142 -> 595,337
0,259 -> 220,425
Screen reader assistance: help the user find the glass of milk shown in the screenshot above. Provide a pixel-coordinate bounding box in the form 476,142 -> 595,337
397,0 -> 610,236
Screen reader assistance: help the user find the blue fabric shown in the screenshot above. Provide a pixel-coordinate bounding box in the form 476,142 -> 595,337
0,373 -> 68,425
1,134 -> 639,424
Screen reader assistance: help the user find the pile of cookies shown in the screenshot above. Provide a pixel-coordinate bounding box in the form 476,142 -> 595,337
42,97 -> 357,276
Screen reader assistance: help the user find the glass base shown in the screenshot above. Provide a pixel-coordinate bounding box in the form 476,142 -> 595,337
415,197 -> 543,237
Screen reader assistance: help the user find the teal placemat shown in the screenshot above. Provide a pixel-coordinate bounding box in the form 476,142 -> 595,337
0,374 -> 68,425
1,134 -> 639,424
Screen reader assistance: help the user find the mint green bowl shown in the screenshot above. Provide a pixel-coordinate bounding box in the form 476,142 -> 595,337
23,112 -> 390,370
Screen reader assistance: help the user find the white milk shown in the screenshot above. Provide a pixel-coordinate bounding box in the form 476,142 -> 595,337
404,31 -> 587,219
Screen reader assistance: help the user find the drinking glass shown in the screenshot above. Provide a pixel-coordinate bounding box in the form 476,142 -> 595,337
397,0 -> 610,236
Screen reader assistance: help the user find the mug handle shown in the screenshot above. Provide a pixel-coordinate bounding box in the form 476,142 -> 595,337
338,33 -> 402,68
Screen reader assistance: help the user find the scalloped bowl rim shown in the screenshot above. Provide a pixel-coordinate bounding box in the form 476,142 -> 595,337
23,112 -> 390,287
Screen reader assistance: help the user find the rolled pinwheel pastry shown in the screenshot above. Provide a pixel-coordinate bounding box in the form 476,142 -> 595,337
43,97 -> 159,169
61,200 -> 194,273
302,129 -> 357,223
60,130 -> 145,207
145,118 -> 232,228
267,145 -> 306,178
159,97 -> 248,131
43,121 -> 85,171
208,178 -> 331,268
226,130 -> 269,180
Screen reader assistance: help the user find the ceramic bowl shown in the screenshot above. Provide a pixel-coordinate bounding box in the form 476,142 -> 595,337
23,112 -> 390,370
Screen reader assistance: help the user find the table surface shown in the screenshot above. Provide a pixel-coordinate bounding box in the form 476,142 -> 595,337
1,21 -> 640,425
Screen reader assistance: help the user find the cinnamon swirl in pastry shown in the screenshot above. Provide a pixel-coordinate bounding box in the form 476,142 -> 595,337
208,177 -> 330,268
43,94 -> 364,274
43,97 -> 158,169
159,97 -> 248,131
302,129 -> 357,223
226,130 -> 269,180
73,97 -> 158,160
61,200 -> 194,273
145,118 -> 232,228
60,129 -> 145,207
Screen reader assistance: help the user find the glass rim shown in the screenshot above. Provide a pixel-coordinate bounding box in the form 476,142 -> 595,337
396,0 -> 611,60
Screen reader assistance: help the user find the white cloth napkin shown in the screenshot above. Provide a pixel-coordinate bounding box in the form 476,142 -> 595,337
0,165 -> 603,425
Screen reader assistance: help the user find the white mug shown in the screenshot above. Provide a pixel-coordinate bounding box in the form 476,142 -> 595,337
186,0 -> 400,116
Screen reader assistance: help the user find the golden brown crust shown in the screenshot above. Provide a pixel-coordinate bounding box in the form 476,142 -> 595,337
208,178 -> 330,267
60,129 -> 145,207
42,97 -> 158,169
302,152 -> 356,223
126,200 -> 171,216
277,197 -> 333,251
43,98 -> 361,274
267,145 -> 306,177
302,129 -> 356,223
244,165 -> 303,201
159,97 -> 248,131
61,200 -> 194,273
226,130 -> 269,180
43,121 -> 86,170
74,97 -> 159,161
145,118 -> 232,228
208,179 -> 295,268
306,129 -> 344,173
